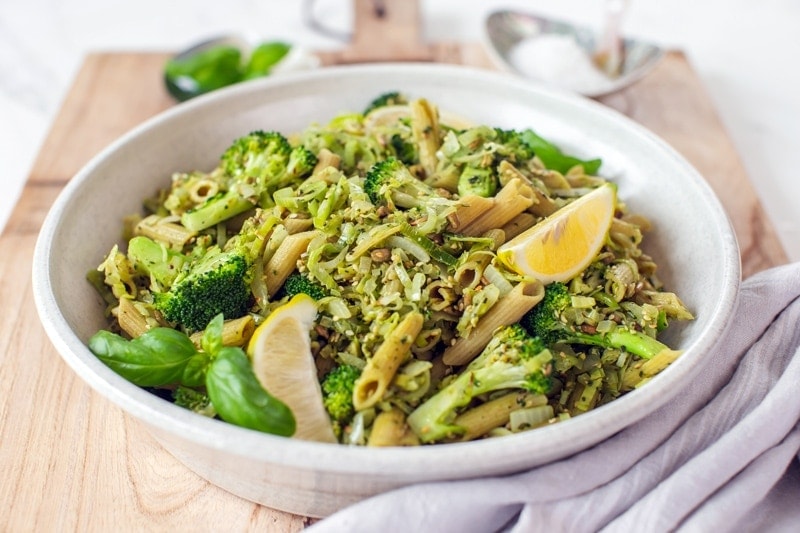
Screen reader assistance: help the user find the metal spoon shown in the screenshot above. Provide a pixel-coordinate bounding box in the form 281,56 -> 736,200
483,7 -> 664,98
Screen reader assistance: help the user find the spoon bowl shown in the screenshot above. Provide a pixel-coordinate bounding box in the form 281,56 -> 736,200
484,10 -> 664,98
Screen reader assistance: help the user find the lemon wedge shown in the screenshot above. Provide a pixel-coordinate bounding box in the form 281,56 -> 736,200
247,294 -> 337,443
496,183 -> 616,284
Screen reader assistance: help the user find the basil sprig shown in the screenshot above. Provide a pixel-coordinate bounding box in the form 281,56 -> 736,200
519,129 -> 602,175
88,315 -> 295,436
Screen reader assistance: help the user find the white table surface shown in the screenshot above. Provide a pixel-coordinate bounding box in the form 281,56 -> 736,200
2,0 -> 798,263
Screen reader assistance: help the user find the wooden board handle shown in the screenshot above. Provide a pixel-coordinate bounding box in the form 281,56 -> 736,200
321,0 -> 434,64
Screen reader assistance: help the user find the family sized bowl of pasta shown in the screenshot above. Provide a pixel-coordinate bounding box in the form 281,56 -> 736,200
32,64 -> 740,517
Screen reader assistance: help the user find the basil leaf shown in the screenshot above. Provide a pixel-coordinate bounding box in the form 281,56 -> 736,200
164,45 -> 243,102
201,313 -> 224,357
243,41 -> 290,80
520,129 -> 602,175
88,328 -> 197,387
182,352 -> 213,388
205,347 -> 296,436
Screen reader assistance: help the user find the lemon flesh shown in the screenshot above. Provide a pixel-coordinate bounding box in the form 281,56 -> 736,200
497,183 -> 616,284
248,294 -> 337,443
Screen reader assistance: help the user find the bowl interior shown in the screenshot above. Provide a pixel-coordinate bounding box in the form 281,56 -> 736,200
33,63 -> 740,511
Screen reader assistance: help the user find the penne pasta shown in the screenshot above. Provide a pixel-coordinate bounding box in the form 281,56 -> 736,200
353,311 -> 424,411
265,230 -> 318,297
312,148 -> 342,175
367,408 -> 420,447
459,178 -> 535,236
410,99 -> 442,184
453,391 -> 548,442
283,215 -> 314,235
500,212 -> 537,241
135,214 -> 196,248
443,280 -> 545,366
497,161 -> 560,217
116,297 -> 151,338
447,194 -> 496,232
190,315 -> 255,348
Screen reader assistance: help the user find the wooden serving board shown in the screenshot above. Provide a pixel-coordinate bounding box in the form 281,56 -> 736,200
0,38 -> 788,532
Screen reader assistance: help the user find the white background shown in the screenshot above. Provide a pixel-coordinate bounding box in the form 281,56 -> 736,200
2,0 -> 798,262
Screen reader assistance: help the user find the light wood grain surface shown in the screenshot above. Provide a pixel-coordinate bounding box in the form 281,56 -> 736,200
0,45 -> 787,532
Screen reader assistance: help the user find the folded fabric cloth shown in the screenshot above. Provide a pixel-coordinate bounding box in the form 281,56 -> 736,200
310,262 -> 800,533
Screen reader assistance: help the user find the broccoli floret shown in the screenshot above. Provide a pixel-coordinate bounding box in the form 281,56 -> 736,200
493,128 -> 537,161
363,91 -> 408,115
282,272 -> 328,300
127,235 -> 187,290
521,282 -> 669,359
181,132 -> 317,232
285,145 -> 318,181
321,364 -> 361,437
154,247 -> 251,332
221,130 -> 292,180
407,324 -> 552,443
173,386 -> 217,418
389,133 -> 417,165
364,158 -> 455,216
437,127 -> 519,197
457,166 -> 498,198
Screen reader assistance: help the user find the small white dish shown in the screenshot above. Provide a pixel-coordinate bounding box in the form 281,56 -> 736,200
484,10 -> 665,98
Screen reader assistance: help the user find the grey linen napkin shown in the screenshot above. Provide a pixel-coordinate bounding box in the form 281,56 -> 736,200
310,262 -> 800,532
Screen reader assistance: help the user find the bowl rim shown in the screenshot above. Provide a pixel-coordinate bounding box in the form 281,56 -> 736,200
32,62 -> 741,478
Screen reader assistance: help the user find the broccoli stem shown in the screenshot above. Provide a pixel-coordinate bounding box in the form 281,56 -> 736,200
408,359 -> 548,443
181,191 -> 254,232
569,328 -> 669,360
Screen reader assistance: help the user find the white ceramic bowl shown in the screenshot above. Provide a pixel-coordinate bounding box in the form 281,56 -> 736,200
32,64 -> 740,518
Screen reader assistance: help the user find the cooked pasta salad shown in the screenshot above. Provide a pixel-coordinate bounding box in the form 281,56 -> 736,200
87,93 -> 693,446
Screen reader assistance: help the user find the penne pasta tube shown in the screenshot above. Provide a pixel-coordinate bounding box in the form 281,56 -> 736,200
264,230 -> 317,297
135,215 -> 196,248
312,148 -> 341,175
500,212 -> 537,241
190,315 -> 255,348
459,178 -> 534,236
116,297 -> 151,338
622,349 -> 682,390
453,391 -> 548,442
498,161 -> 559,217
367,408 -> 420,447
529,160 -> 572,190
481,228 -> 506,250
443,280 -> 545,366
188,178 -> 220,204
410,99 -> 442,183
283,215 -> 314,235
447,194 -> 496,233
353,311 -> 424,411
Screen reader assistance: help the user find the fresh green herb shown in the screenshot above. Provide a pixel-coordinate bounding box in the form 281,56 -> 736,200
164,41 -> 293,102
519,129 -> 602,175
88,314 -> 295,436
88,328 -> 197,387
206,347 -> 296,436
